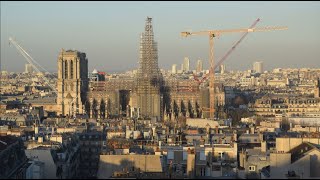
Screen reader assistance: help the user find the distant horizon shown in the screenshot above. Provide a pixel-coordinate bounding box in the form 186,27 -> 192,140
1,1 -> 320,72
2,64 -> 320,74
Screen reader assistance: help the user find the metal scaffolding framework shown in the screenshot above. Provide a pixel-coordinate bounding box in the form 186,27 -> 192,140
135,17 -> 163,118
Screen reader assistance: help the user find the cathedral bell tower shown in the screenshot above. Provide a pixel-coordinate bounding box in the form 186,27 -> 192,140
57,49 -> 88,116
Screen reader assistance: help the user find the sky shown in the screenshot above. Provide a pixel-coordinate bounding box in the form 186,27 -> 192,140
1,1 -> 320,73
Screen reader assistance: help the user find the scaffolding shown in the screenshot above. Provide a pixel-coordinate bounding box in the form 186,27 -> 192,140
135,17 -> 163,118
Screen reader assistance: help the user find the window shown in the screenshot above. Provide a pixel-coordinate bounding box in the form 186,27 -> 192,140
183,151 -> 187,160
168,151 -> 174,160
70,61 -> 73,79
64,60 -> 68,79
249,166 -> 256,171
200,168 -> 205,176
200,151 -> 206,160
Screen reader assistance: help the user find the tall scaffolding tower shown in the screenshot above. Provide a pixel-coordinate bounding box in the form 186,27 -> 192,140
135,17 -> 163,119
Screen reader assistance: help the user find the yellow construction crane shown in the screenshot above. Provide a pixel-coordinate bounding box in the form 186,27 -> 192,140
181,25 -> 288,119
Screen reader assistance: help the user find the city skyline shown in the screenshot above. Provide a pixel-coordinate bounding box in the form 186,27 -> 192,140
1,1 -> 320,73
1,4 -> 320,178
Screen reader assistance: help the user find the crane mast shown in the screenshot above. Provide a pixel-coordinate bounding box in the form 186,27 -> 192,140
193,18 -> 260,84
181,23 -> 288,119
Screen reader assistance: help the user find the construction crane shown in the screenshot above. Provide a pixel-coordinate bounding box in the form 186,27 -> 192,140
9,37 -> 57,94
9,37 -> 86,118
193,18 -> 260,85
181,24 -> 288,119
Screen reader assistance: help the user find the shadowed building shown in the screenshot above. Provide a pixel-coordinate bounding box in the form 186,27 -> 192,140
0,135 -> 29,179
97,154 -> 163,179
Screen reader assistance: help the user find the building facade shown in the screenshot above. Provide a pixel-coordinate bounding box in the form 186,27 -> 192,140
85,17 -> 229,120
25,63 -> 33,73
172,64 -> 177,74
196,59 -> 203,73
248,95 -> 320,117
183,57 -> 190,72
57,49 -> 89,116
253,61 -> 263,74
219,64 -> 226,74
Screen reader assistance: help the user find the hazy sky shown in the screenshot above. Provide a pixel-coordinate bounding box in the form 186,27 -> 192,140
1,1 -> 320,73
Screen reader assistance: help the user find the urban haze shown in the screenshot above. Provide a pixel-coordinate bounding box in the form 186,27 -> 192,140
1,1 -> 320,179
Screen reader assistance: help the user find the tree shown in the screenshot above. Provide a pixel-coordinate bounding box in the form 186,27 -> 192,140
228,109 -> 252,126
233,95 -> 248,108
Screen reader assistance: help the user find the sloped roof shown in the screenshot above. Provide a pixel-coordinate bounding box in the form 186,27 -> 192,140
289,142 -> 320,163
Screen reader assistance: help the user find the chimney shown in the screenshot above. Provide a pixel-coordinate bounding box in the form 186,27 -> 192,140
259,133 -> 264,141
38,136 -> 43,143
250,127 -> 255,134
233,133 -> 237,141
34,126 -> 39,135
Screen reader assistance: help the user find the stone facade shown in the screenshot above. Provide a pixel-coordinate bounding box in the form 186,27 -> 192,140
249,95 -> 320,117
57,49 -> 88,116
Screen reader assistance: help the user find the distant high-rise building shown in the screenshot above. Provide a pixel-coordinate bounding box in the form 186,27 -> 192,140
220,64 -> 226,74
172,64 -> 177,74
253,61 -> 263,73
181,63 -> 184,72
183,57 -> 190,72
196,59 -> 203,73
25,63 -> 33,73
57,49 -> 89,116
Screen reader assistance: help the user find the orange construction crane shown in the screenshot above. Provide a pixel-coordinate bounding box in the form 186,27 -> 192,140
193,18 -> 261,85
181,23 -> 287,119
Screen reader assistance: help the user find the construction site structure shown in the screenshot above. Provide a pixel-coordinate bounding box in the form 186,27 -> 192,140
130,17 -> 164,120
192,18 -> 261,85
182,22 -> 288,119
9,37 -> 57,93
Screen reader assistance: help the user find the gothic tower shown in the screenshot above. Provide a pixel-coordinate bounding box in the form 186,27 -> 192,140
131,17 -> 163,119
315,78 -> 320,98
57,49 -> 89,116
